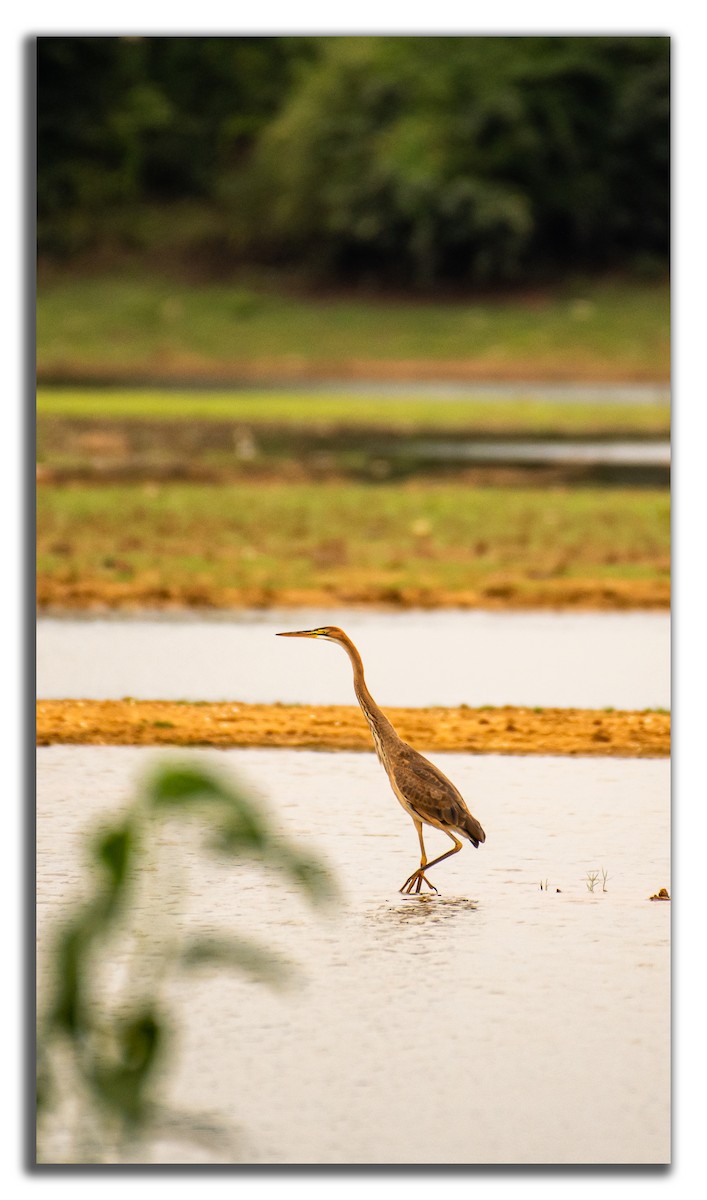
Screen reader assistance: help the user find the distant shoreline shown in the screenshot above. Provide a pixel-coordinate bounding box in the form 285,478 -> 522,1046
37,360 -> 670,389
36,577 -> 671,613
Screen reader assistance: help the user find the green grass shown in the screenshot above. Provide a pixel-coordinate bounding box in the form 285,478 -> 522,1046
36,386 -> 670,437
37,481 -> 670,599
37,273 -> 670,379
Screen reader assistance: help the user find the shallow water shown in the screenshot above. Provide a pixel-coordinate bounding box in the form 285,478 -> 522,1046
37,745 -> 670,1164
408,439 -> 670,465
37,609 -> 670,710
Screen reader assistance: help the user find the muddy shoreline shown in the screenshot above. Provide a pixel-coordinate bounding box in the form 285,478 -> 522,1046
37,577 -> 670,613
37,356 -> 671,388
37,700 -> 670,757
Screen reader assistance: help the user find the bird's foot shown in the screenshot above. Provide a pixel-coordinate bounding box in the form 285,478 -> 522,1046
400,870 -> 438,895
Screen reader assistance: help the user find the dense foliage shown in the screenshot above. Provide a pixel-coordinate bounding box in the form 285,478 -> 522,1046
37,35 -> 669,285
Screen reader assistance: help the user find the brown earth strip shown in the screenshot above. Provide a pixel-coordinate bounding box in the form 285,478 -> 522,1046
36,576 -> 670,613
37,700 -> 670,757
37,356 -> 670,387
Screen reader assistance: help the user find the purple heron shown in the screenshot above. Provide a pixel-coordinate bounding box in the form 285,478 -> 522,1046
277,626 -> 485,894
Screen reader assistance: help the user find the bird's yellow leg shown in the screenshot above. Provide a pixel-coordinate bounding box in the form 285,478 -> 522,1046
401,871 -> 437,894
401,829 -> 464,893
422,831 -> 463,874
400,820 -> 439,894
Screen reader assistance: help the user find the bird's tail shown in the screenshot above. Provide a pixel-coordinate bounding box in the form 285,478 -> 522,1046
461,812 -> 486,847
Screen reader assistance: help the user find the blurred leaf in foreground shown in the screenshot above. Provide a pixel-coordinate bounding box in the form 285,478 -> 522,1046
37,759 -> 336,1163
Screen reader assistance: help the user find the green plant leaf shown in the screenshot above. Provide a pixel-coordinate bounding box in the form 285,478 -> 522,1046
146,764 -> 227,807
91,1008 -> 165,1125
93,823 -> 135,894
47,918 -> 90,1035
38,756 -> 336,1160
276,852 -> 337,903
181,935 -> 292,986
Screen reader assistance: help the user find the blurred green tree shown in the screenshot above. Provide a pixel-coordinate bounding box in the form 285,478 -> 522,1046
37,35 -> 314,253
250,36 -> 669,284
36,35 -> 669,284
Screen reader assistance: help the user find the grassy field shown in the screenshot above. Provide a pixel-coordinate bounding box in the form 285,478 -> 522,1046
36,274 -> 670,382
37,387 -> 670,438
36,274 -> 670,613
37,481 -> 670,610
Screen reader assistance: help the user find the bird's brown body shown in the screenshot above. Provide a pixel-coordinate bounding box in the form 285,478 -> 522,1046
277,625 -> 485,893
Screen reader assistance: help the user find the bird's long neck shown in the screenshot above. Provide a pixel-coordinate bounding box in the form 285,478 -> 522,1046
336,633 -> 397,765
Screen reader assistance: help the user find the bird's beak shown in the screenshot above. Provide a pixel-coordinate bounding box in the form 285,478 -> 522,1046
276,629 -> 319,638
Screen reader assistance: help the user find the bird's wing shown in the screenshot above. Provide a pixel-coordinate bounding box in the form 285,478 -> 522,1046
395,745 -> 484,843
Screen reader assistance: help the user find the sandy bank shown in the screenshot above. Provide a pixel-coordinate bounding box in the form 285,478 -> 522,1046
37,700 -> 670,757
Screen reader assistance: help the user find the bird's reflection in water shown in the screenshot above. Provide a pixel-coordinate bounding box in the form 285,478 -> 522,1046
371,894 -> 479,928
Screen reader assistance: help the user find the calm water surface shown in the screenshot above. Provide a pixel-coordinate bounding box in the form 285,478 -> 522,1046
409,439 -> 670,465
37,609 -> 670,710
37,745 -> 670,1164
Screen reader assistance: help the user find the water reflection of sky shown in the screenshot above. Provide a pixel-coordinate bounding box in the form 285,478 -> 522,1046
38,609 -> 670,709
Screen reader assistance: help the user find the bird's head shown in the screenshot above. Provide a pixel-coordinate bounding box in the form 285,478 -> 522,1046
277,625 -> 346,644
